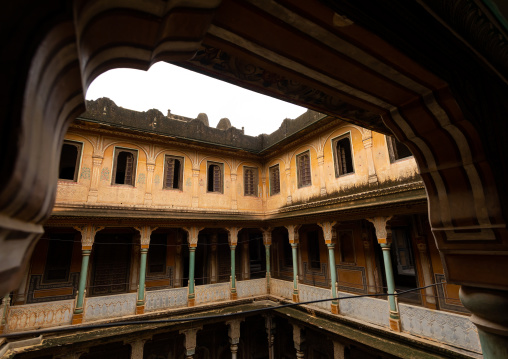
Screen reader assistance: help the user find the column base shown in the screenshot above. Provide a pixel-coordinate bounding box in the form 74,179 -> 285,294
389,311 -> 401,332
292,292 -> 299,302
136,304 -> 145,315
72,312 -> 84,325
230,291 -> 238,300
331,302 -> 339,314
188,297 -> 195,307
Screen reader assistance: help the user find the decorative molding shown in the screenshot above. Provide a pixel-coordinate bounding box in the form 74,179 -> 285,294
84,293 -> 136,322
73,224 -> 105,250
145,287 -> 187,312
336,265 -> 367,294
6,300 -> 74,332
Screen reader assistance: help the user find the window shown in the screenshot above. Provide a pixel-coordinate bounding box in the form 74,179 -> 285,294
148,235 -> 167,274
296,151 -> 311,188
269,164 -> 280,195
387,136 -> 412,162
338,230 -> 355,264
43,234 -> 74,282
207,162 -> 223,193
163,155 -> 184,190
333,135 -> 354,177
112,148 -> 137,186
307,231 -> 321,270
58,141 -> 82,181
244,166 -> 258,196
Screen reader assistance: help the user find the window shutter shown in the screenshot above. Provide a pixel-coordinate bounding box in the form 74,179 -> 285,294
165,158 -> 175,188
245,168 -> 255,195
270,166 -> 280,195
213,165 -> 221,192
298,153 -> 311,186
124,153 -> 134,185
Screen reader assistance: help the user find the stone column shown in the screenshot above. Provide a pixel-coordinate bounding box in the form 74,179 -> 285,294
144,162 -> 155,205
191,167 -> 200,208
72,224 -> 104,324
286,225 -> 301,302
227,319 -> 244,359
318,222 -> 338,314
317,153 -> 327,196
0,295 -> 11,334
264,315 -> 276,359
226,227 -> 240,300
362,233 -> 377,294
292,323 -> 305,359
415,238 -> 436,307
361,130 -> 378,185
262,228 -> 272,293
87,155 -> 104,203
134,226 -> 158,314
210,233 -> 218,284
242,232 -> 250,280
333,341 -> 346,359
231,171 -> 238,210
175,231 -> 183,288
128,339 -> 147,359
367,217 -> 400,332
180,327 -> 202,359
285,167 -> 292,205
183,227 -> 202,306
460,287 -> 508,359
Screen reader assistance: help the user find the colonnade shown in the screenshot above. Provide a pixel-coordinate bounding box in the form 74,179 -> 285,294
68,217 -> 404,331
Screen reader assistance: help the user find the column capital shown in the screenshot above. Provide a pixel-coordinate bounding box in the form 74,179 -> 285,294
261,228 -> 272,245
226,227 -> 241,246
183,227 -> 203,247
367,216 -> 392,244
286,224 -> 301,244
134,226 -> 158,249
74,224 -> 104,250
291,323 -> 305,352
180,327 -> 202,357
227,318 -> 244,345
318,222 -> 337,244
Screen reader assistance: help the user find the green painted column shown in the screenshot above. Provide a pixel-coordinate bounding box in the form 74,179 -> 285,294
265,244 -> 271,286
291,243 -> 299,294
327,243 -> 338,302
381,243 -> 397,312
75,250 -> 91,314
188,246 -> 196,301
230,245 -> 237,296
137,248 -> 148,305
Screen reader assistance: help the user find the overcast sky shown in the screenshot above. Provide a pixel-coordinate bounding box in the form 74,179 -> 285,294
85,62 -> 307,136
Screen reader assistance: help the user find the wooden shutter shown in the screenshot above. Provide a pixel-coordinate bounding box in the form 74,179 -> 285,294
298,153 -> 311,187
270,165 -> 280,195
244,167 -> 256,195
213,165 -> 222,192
165,158 -> 175,188
124,153 -> 134,185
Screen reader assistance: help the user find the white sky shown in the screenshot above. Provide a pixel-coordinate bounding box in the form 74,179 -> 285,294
85,62 -> 307,136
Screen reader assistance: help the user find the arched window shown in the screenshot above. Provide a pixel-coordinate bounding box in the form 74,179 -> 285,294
296,151 -> 311,188
164,155 -> 184,190
333,135 -> 354,177
207,162 -> 223,193
58,141 -> 82,181
112,148 -> 137,186
243,166 -> 258,196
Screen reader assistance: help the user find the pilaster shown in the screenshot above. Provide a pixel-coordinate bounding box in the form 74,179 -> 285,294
87,155 -> 104,203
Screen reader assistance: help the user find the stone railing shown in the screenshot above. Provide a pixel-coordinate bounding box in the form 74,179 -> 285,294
270,279 -> 293,300
338,291 -> 390,328
5,300 -> 74,332
195,283 -> 230,305
399,302 -> 481,353
237,278 -> 267,298
84,293 -> 136,321
1,281 -> 482,355
145,287 -> 187,312
299,283 -> 330,311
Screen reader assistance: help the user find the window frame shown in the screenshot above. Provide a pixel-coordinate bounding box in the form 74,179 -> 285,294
386,136 -> 413,163
337,230 -> 356,265
243,166 -> 259,197
269,164 -> 281,196
58,140 -> 84,182
163,154 -> 185,191
296,150 -> 312,188
111,147 -> 138,186
207,161 -> 224,194
331,133 -> 355,178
